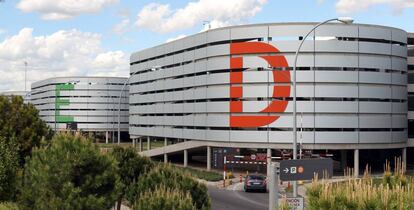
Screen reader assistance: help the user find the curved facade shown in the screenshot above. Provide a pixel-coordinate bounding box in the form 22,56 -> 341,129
0,91 -> 30,103
31,77 -> 129,132
408,33 -> 414,147
129,23 -> 407,148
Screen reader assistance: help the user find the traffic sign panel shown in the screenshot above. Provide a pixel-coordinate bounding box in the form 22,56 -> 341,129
279,158 -> 333,181
285,197 -> 304,210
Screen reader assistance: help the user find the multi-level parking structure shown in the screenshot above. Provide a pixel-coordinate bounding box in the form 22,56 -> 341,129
31,76 -> 129,143
407,33 -> 414,163
130,22 -> 408,173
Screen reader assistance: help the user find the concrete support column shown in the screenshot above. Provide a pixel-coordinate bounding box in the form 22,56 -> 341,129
341,150 -> 347,171
402,147 -> 407,170
147,136 -> 150,151
207,146 -> 211,171
164,138 -> 168,164
139,138 -> 143,152
266,148 -> 272,179
105,131 -> 109,144
184,149 -> 188,167
354,149 -> 359,177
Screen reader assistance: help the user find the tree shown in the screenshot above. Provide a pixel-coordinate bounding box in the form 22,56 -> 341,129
18,133 -> 120,210
127,164 -> 211,210
0,137 -> 19,201
133,186 -> 195,210
0,96 -> 53,166
110,147 -> 154,210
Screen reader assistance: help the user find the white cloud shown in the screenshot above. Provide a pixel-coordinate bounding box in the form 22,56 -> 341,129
112,18 -> 130,34
336,0 -> 414,14
200,19 -> 232,32
166,34 -> 187,43
136,0 -> 267,33
0,28 -> 128,91
16,0 -> 119,20
112,19 -> 130,34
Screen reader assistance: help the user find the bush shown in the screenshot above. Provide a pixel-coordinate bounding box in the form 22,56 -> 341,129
306,159 -> 414,210
127,164 -> 210,210
175,167 -> 224,181
0,137 -> 19,201
18,133 -> 120,210
133,186 -> 195,210
110,147 -> 154,209
0,202 -> 19,210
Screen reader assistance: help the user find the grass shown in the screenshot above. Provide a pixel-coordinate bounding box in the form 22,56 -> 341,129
96,142 -> 226,182
173,166 -> 225,182
306,157 -> 414,210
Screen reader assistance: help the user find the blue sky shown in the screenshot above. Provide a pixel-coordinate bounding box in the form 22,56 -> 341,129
0,0 -> 413,91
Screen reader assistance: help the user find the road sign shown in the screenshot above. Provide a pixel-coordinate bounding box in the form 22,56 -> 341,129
285,197 -> 304,210
279,158 -> 333,181
250,154 -> 256,160
66,122 -> 77,131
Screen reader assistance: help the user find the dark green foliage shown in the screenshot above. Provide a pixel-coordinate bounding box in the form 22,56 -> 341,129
0,96 -> 53,166
18,133 -> 120,210
133,186 -> 195,210
127,164 -> 210,210
0,137 -> 19,201
0,202 -> 19,210
110,147 -> 154,209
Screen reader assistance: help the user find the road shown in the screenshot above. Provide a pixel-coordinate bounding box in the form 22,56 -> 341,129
208,183 -> 269,210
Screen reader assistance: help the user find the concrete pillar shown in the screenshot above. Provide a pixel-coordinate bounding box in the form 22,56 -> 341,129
341,150 -> 347,171
266,148 -> 272,180
207,146 -> 211,171
105,131 -> 109,144
164,138 -> 168,164
139,138 -> 143,152
402,147 -> 407,171
132,138 -> 136,148
147,136 -> 150,151
184,149 -> 188,167
354,149 -> 359,177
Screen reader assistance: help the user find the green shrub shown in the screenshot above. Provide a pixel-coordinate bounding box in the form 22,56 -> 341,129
127,164 -> 210,210
278,199 -> 291,210
18,133 -> 120,210
133,186 -> 195,210
110,147 -> 154,209
306,159 -> 414,210
175,167 -> 224,181
0,202 -> 19,210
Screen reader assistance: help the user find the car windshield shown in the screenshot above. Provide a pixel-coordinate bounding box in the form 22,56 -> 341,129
248,175 -> 265,180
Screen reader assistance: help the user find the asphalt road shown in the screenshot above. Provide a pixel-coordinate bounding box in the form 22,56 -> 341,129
208,183 -> 269,210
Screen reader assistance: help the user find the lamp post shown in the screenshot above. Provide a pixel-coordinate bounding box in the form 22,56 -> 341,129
117,77 -> 130,145
117,67 -> 160,145
24,61 -> 27,92
292,17 -> 354,197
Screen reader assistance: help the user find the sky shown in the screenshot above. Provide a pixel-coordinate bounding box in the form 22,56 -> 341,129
0,0 -> 413,91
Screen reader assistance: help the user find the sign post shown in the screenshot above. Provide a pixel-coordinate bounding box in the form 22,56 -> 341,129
269,162 -> 279,210
280,158 -> 333,181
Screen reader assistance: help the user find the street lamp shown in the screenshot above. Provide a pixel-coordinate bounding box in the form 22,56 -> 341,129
291,17 -> 354,197
118,66 -> 161,145
117,77 -> 130,145
24,61 -> 27,92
